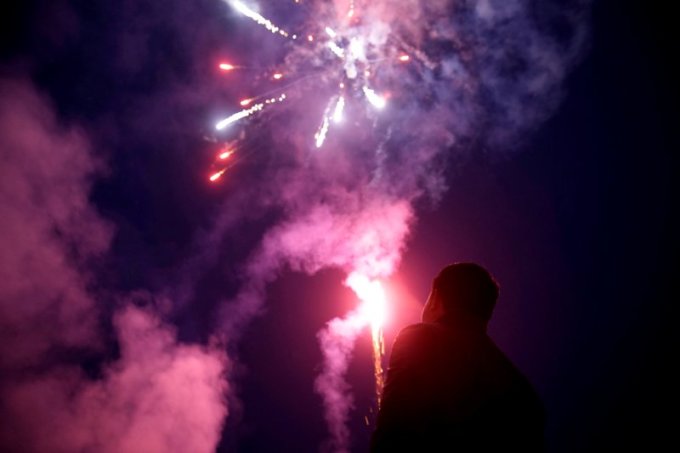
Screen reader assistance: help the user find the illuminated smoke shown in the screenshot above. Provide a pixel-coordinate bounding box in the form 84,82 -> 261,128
313,273 -> 387,452
315,309 -> 366,453
0,79 -> 229,453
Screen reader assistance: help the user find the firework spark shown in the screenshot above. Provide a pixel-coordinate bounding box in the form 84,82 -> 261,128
215,94 -> 286,130
215,103 -> 265,130
209,168 -> 227,182
227,0 -> 291,38
219,62 -> 237,71
363,86 -> 387,110
332,96 -> 345,123
214,0 -> 415,154
219,148 -> 234,159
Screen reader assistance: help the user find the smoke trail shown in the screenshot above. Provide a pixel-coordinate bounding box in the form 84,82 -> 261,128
0,79 -> 229,453
315,309 -> 367,453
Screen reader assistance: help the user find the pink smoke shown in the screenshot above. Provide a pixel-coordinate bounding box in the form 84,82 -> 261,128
220,194 -> 413,331
0,79 -> 111,370
2,306 -> 228,453
314,308 -> 368,453
0,79 -> 229,453
251,196 -> 414,278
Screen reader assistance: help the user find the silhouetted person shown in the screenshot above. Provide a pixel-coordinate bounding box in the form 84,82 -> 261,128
371,263 -> 545,452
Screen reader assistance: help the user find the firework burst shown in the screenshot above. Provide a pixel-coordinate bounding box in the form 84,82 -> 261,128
209,0 -> 423,183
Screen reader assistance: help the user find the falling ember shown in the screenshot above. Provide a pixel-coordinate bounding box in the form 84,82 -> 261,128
315,96 -> 344,148
227,0 -> 290,38
346,273 -> 387,405
325,26 -> 337,38
273,72 -> 283,80
216,93 -> 287,130
215,103 -> 265,130
327,41 -> 345,59
332,96 -> 345,123
219,62 -> 236,71
347,0 -> 356,19
209,169 -> 227,182
398,54 -> 410,62
363,86 -> 387,110
239,98 -> 253,106
315,116 -> 330,148
219,149 -> 234,159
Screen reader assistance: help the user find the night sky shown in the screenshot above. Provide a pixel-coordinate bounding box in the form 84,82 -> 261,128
1,1 -> 677,452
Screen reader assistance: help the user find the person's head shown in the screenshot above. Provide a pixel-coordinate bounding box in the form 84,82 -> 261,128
422,263 -> 499,328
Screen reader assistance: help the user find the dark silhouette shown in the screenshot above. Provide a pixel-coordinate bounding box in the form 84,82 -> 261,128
371,263 -> 545,452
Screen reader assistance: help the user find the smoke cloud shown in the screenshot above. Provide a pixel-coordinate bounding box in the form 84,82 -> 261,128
1,0 -> 591,450
0,79 -> 229,453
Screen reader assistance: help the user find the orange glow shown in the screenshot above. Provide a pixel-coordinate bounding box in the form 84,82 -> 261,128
273,72 -> 283,80
239,98 -> 253,106
209,169 -> 226,182
398,54 -> 410,62
219,63 -> 235,71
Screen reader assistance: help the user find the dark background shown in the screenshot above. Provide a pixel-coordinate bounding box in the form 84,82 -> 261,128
1,0 -> 677,451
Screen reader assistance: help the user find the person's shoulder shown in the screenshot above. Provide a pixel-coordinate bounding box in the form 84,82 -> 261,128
388,323 -> 443,367
392,323 -> 446,351
395,322 -> 443,339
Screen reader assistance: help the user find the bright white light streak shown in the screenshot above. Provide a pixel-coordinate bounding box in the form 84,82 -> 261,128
349,38 -> 365,60
228,0 -> 290,38
210,169 -> 227,182
325,27 -> 337,38
215,103 -> 264,130
216,93 -> 286,130
328,41 -> 345,58
363,87 -> 387,110
315,116 -> 330,148
333,96 -> 345,123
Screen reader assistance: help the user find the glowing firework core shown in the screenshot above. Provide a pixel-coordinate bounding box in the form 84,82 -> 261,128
346,273 -> 387,403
